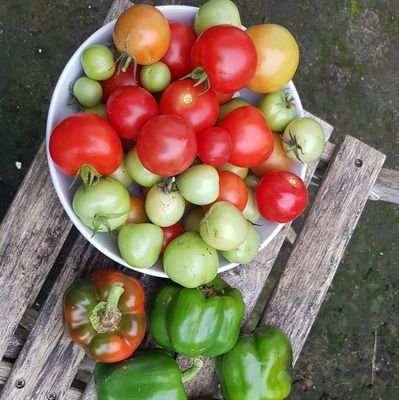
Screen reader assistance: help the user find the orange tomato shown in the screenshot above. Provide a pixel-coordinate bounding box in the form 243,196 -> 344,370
246,24 -> 299,93
250,132 -> 293,176
113,4 -> 170,65
127,194 -> 148,224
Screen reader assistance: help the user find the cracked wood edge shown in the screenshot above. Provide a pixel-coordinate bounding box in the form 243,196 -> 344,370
260,135 -> 386,364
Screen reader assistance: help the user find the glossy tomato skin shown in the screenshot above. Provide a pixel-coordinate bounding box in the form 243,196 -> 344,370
100,62 -> 141,101
161,222 -> 184,253
196,127 -> 232,167
161,21 -> 197,80
255,171 -> 307,223
136,114 -> 197,176
247,24 -> 299,93
106,86 -> 159,141
219,106 -> 274,168
191,25 -> 257,93
159,79 -> 219,134
49,112 -> 123,176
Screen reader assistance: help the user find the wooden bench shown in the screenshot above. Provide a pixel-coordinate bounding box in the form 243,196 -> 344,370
0,1 -> 398,399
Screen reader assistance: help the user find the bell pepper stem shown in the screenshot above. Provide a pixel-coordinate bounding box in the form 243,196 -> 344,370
181,358 -> 203,384
106,285 -> 125,310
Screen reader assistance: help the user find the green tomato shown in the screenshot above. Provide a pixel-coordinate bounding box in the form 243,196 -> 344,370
217,163 -> 248,179
242,189 -> 260,224
183,208 -> 205,232
200,201 -> 248,251
177,164 -> 219,205
118,223 -> 163,268
72,177 -> 130,233
73,76 -> 103,107
163,232 -> 219,288
81,44 -> 115,81
217,98 -> 250,123
258,91 -> 297,132
110,154 -> 133,188
125,147 -> 163,187
244,174 -> 259,190
145,184 -> 185,227
222,223 -> 260,264
194,0 -> 241,35
82,103 -> 106,118
140,62 -> 171,93
282,117 -> 325,163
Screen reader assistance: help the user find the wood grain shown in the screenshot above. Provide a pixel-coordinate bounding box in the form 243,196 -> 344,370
261,135 -> 386,363
0,142 -> 72,361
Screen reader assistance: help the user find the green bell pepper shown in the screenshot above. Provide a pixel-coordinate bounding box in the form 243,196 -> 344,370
216,326 -> 293,400
95,349 -> 202,400
150,277 -> 245,357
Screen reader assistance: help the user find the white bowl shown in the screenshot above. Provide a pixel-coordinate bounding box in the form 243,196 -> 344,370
46,5 -> 305,278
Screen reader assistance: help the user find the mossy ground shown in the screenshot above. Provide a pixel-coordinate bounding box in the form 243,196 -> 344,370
0,0 -> 398,398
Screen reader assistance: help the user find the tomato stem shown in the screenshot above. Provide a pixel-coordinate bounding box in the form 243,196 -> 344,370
181,67 -> 211,95
181,358 -> 203,383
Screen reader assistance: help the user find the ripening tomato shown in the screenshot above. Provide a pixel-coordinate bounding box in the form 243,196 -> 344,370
215,91 -> 234,105
159,79 -> 219,133
106,86 -> 159,141
49,113 -> 122,179
219,106 -> 274,168
250,132 -> 293,176
191,25 -> 257,93
113,4 -> 170,65
161,20 -> 197,80
136,114 -> 197,176
196,127 -> 232,167
100,61 -> 141,101
255,171 -> 307,223
246,24 -> 299,93
161,222 -> 184,253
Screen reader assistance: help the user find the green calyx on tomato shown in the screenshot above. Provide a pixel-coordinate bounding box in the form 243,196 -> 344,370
182,67 -> 211,94
64,269 -> 146,363
150,277 -> 245,357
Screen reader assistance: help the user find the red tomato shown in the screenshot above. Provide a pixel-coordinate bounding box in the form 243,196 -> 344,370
191,25 -> 257,93
106,86 -> 159,141
215,91 -> 234,105
196,127 -> 232,167
255,171 -> 307,223
161,20 -> 197,80
159,79 -> 219,133
49,112 -> 122,176
100,61 -> 141,101
136,114 -> 197,176
219,106 -> 274,168
204,170 -> 248,211
161,222 -> 184,253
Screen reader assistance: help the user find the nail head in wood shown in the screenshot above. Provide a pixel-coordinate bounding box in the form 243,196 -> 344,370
15,379 -> 25,388
355,158 -> 363,167
46,393 -> 57,400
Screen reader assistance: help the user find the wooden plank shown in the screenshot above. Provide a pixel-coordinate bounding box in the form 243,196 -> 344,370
178,112 -> 334,398
261,135 -> 386,363
0,142 -> 72,361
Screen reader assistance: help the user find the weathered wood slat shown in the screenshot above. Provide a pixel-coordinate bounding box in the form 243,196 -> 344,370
178,113 -> 334,398
0,142 -> 72,361
261,135 -> 386,363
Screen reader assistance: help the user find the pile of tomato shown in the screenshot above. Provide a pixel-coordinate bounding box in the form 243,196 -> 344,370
49,1 -> 326,289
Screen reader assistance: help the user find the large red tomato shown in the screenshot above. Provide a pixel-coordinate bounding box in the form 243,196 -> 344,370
161,20 -> 197,80
196,127 -> 232,167
219,106 -> 274,168
159,79 -> 219,133
106,86 -> 159,141
255,171 -> 307,223
49,112 -> 122,177
136,114 -> 197,176
191,25 -> 257,93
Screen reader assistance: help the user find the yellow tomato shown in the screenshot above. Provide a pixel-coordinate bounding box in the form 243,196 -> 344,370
246,24 -> 299,93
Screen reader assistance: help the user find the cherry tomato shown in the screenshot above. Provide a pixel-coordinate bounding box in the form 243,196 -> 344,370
161,20 -> 197,80
196,127 -> 232,167
255,171 -> 307,223
126,194 -> 148,224
49,113 -> 122,177
113,4 -> 170,65
191,25 -> 257,93
100,61 -> 141,101
250,132 -> 293,176
204,170 -> 248,212
106,86 -> 159,141
161,222 -> 184,253
246,24 -> 299,93
136,114 -> 197,176
219,106 -> 274,168
159,79 -> 219,133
